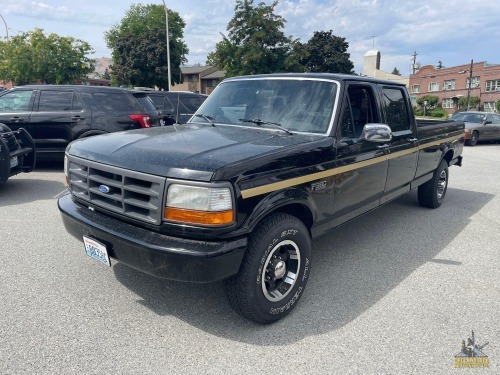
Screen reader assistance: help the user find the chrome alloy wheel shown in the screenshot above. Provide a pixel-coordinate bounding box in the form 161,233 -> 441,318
437,169 -> 447,201
261,240 -> 301,302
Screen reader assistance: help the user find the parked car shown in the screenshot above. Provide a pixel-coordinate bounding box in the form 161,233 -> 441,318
448,111 -> 500,146
59,73 -> 464,324
0,85 -> 161,160
146,91 -> 207,125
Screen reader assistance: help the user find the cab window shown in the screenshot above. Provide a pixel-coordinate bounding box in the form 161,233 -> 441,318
382,87 -> 410,132
340,85 -> 378,139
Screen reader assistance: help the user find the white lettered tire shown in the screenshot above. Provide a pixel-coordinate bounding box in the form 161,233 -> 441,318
225,213 -> 311,324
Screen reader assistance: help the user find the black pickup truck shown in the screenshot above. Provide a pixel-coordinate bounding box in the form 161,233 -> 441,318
59,74 -> 464,323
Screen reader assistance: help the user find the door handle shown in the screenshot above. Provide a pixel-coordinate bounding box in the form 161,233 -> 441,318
408,138 -> 418,142
71,116 -> 85,121
10,117 -> 24,122
377,144 -> 389,149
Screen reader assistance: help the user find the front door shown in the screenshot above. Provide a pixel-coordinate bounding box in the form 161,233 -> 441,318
0,89 -> 35,132
332,84 -> 388,226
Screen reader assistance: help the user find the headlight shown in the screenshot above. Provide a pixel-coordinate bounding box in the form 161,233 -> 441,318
164,184 -> 234,226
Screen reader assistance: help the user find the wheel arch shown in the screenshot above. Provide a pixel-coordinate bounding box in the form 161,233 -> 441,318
242,188 -> 316,236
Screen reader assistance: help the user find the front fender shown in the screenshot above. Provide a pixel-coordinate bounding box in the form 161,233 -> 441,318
241,187 -> 317,235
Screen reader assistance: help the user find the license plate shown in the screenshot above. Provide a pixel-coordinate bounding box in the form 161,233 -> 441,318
83,236 -> 111,267
10,157 -> 18,168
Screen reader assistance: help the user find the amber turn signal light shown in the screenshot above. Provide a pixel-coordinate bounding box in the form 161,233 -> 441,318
164,207 -> 234,226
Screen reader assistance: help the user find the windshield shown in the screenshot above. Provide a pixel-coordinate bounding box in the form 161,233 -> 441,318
189,78 -> 338,134
449,112 -> 485,123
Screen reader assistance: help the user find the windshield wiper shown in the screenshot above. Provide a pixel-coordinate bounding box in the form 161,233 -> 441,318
239,118 -> 293,135
194,114 -> 216,126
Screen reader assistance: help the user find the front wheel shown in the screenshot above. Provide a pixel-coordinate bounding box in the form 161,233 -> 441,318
418,159 -> 449,208
225,213 -> 311,324
466,131 -> 479,146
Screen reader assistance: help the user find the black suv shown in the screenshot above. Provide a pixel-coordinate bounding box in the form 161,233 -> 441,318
0,85 -> 160,160
147,91 -> 207,125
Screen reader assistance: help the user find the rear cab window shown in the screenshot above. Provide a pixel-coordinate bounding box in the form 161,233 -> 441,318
381,87 -> 411,133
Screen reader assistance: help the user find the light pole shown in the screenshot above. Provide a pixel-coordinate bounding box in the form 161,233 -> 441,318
0,13 -> 8,39
161,0 -> 172,91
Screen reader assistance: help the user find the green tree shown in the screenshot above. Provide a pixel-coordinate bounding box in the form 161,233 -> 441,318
105,4 -> 187,89
207,0 -> 295,76
417,95 -> 439,109
0,28 -> 94,85
391,67 -> 401,76
298,30 -> 354,74
458,96 -> 480,110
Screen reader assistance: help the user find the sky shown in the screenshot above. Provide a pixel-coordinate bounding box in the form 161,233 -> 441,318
1,0 -> 500,76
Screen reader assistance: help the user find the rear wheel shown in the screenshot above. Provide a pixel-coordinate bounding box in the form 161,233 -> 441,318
225,213 -> 311,324
418,159 -> 449,208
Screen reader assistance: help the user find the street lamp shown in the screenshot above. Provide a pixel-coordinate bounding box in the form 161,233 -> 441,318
0,13 -> 8,39
161,0 -> 172,91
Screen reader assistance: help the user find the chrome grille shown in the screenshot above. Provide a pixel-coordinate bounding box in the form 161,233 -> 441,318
67,156 -> 166,224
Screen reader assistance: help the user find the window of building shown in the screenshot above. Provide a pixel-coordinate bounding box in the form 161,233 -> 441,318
466,76 -> 480,88
443,80 -> 455,91
485,80 -> 500,92
206,79 -> 218,87
442,98 -> 454,108
483,102 -> 495,112
411,84 -> 420,93
428,82 -> 439,92
188,75 -> 199,83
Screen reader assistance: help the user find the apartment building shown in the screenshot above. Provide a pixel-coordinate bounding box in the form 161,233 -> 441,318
172,65 -> 226,95
409,61 -> 500,115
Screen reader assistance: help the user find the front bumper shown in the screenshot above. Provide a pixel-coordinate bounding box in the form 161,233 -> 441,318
58,194 -> 247,283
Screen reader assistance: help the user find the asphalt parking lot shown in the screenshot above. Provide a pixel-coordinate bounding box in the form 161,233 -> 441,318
1,144 -> 499,374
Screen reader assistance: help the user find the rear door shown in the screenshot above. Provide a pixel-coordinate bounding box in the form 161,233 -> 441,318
332,83 -> 388,225
0,89 -> 35,132
378,85 -> 418,203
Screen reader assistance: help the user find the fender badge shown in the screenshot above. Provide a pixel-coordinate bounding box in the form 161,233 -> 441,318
99,184 -> 111,194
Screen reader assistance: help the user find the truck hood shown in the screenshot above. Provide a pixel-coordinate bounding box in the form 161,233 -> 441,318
67,124 -> 324,181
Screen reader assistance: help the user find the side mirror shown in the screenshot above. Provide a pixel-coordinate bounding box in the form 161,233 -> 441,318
362,124 -> 393,143
483,120 -> 492,125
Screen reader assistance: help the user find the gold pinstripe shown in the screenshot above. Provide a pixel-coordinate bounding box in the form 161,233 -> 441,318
240,134 -> 462,199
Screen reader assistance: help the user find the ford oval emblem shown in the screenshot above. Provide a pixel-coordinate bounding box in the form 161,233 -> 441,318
99,184 -> 111,194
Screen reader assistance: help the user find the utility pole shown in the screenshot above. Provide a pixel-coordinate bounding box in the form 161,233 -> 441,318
161,0 -> 172,91
466,59 -> 473,111
411,51 -> 418,74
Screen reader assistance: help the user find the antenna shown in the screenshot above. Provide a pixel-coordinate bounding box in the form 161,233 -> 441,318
371,35 -> 377,49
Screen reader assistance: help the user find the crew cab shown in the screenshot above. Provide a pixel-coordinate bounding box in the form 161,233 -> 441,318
58,74 -> 464,324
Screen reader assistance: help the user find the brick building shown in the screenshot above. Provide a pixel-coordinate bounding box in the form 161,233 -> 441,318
409,61 -> 500,115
